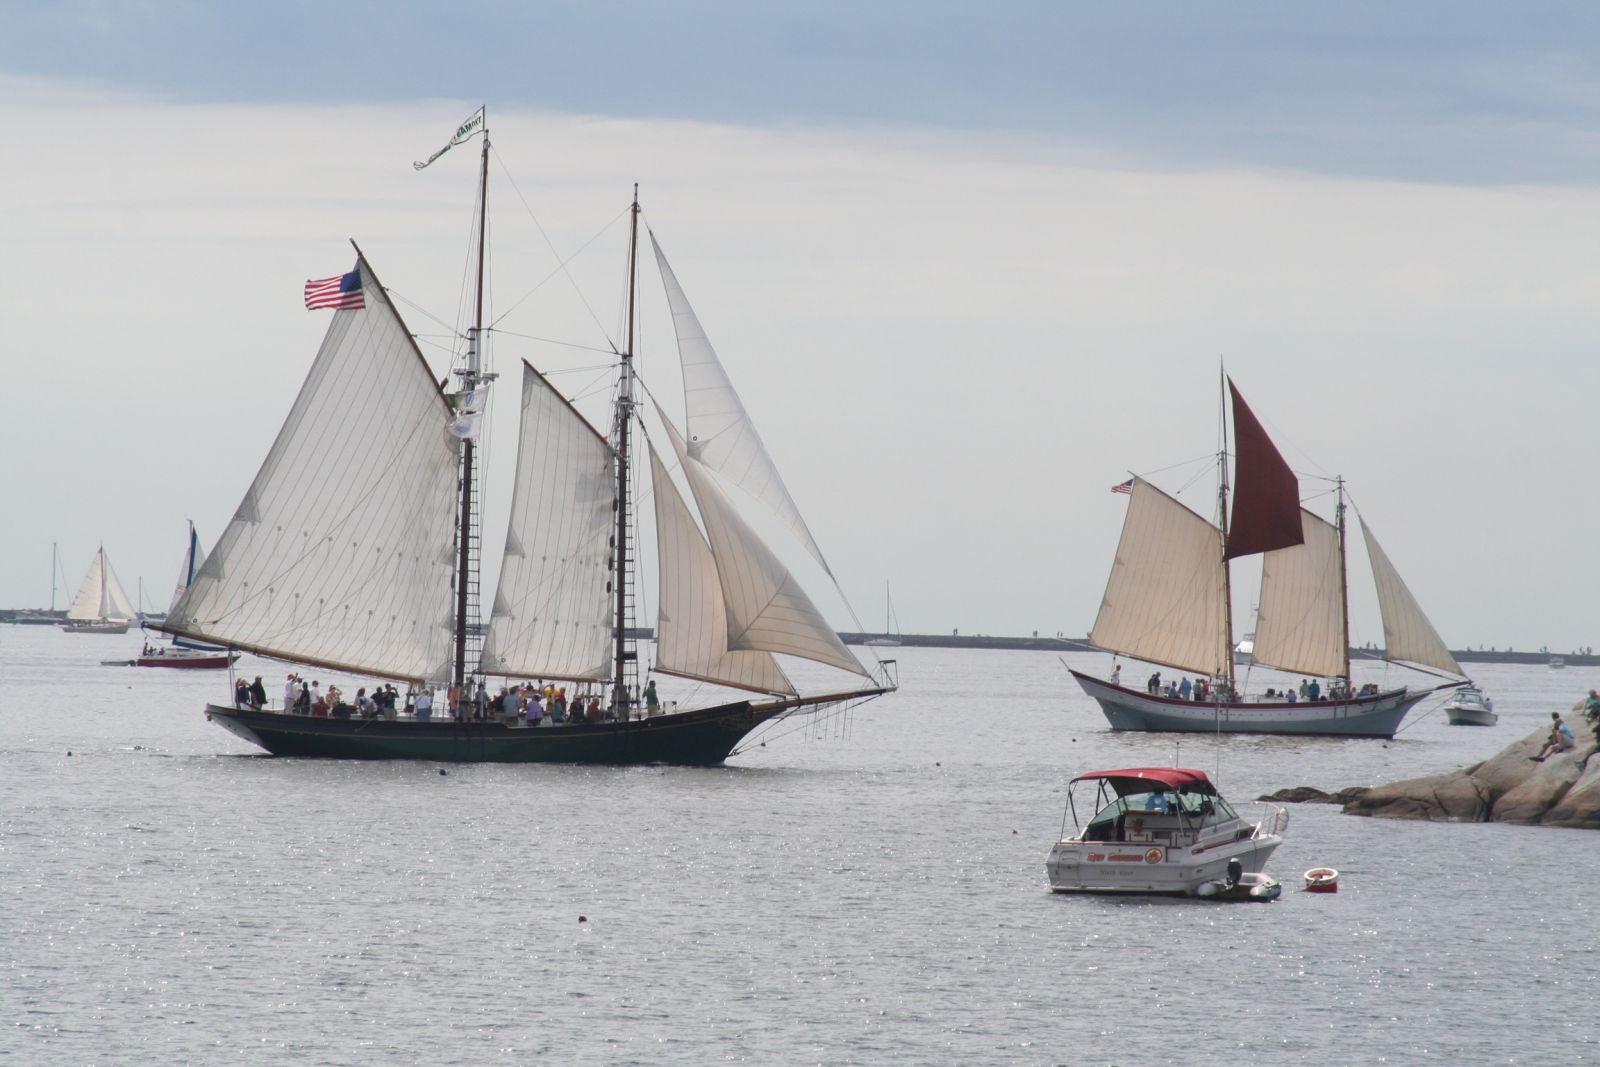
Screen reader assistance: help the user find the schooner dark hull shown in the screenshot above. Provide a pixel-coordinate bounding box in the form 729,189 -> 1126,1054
205,687 -> 887,765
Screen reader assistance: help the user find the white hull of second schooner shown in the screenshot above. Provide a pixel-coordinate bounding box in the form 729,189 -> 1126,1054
1071,671 -> 1430,739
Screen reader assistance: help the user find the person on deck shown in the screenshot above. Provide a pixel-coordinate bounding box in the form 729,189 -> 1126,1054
645,680 -> 661,717
1110,663 -> 1121,687
234,678 -> 251,709
416,689 -> 433,721
1178,677 -> 1192,701
249,676 -> 267,710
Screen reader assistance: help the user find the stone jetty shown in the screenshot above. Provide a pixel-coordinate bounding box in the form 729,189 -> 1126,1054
1265,710 -> 1600,830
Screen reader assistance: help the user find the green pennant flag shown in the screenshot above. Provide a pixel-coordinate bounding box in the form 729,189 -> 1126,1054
414,106 -> 486,170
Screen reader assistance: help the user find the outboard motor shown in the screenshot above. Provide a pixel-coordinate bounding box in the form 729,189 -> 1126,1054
1225,858 -> 1243,889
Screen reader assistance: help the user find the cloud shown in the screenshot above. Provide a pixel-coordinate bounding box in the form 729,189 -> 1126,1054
1,77 -> 1595,649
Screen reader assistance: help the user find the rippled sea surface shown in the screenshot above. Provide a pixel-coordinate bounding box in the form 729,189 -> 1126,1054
3,625 -> 1597,1066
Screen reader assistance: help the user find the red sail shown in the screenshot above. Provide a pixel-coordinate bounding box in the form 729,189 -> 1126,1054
1224,379 -> 1304,559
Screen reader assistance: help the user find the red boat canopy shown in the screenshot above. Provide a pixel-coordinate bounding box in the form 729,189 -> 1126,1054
1070,767 -> 1218,796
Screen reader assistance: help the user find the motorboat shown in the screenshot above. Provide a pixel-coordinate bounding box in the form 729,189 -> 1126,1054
1045,767 -> 1287,895
1442,684 -> 1496,726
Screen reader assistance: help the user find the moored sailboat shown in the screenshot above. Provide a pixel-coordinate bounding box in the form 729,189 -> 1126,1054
63,546 -> 135,634
156,109 -> 893,763
129,523 -> 239,668
1070,377 -> 1465,738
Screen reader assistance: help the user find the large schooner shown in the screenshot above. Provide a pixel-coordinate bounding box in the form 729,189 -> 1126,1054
157,109 -> 894,763
1070,376 -> 1465,738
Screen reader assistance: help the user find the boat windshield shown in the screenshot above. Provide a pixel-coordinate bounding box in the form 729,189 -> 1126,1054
1077,787 -> 1239,840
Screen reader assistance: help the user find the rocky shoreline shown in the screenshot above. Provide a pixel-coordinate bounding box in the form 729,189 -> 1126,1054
1265,711 -> 1600,830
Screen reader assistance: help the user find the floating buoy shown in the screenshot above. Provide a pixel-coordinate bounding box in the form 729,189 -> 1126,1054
438,768 -> 448,776
1304,866 -> 1339,893
578,915 -> 587,923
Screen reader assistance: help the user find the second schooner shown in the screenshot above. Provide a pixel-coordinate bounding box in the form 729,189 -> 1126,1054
157,109 -> 894,763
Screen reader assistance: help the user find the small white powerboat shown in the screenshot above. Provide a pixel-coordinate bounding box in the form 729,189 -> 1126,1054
1045,767 -> 1288,896
1443,684 -> 1496,726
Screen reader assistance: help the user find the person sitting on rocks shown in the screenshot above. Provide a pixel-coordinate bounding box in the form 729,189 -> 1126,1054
1532,711 -> 1576,761
1584,689 -> 1600,724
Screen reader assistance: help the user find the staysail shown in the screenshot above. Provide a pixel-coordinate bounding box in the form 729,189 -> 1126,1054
662,417 -> 867,678
67,547 -> 135,622
1250,509 -> 1346,678
1361,519 -> 1463,676
478,362 -> 615,681
648,440 -> 795,694
1224,378 -> 1304,560
1088,478 -> 1229,678
650,234 -> 834,577
163,255 -> 461,682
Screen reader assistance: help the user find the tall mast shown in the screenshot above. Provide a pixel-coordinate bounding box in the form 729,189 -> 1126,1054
452,114 -> 491,693
49,541 -> 57,612
1335,475 -> 1352,684
611,185 -> 640,717
1217,370 -> 1236,692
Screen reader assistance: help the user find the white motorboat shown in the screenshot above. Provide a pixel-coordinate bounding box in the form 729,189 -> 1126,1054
1046,767 -> 1287,895
1442,684 -> 1497,726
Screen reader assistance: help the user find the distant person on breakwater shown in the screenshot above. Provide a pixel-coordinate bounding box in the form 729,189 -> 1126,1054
1532,712 -> 1576,761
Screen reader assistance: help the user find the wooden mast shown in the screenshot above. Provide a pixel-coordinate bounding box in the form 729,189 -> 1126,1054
1335,475 -> 1352,686
1217,368 -> 1236,693
612,185 -> 641,717
452,113 -> 491,695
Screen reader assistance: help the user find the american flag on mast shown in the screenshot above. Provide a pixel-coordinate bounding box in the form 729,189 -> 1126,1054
304,267 -> 365,311
1111,478 -> 1134,494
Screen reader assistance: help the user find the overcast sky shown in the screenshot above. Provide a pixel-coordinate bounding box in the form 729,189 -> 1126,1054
2,2 -> 1597,653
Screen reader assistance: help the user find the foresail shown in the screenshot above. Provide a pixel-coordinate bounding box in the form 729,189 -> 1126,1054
1361,519 -> 1463,676
648,440 -> 795,695
478,362 -> 614,682
163,256 -> 460,682
650,233 -> 832,576
1089,479 -> 1229,678
100,553 -> 136,621
1224,378 -> 1305,560
1251,509 -> 1346,678
663,417 -> 867,679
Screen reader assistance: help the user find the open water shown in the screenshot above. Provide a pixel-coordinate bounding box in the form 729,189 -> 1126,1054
2,625 -> 1597,1066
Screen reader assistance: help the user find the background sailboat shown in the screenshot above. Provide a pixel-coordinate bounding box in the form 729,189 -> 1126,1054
62,546 -> 135,634
1070,376 -> 1465,738
864,583 -> 901,647
157,111 -> 893,763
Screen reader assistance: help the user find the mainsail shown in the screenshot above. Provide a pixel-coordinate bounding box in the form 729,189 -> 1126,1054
168,522 -> 204,614
1225,378 -> 1304,560
1250,509 -> 1346,678
1361,519 -> 1463,676
164,255 -> 461,682
478,363 -> 615,681
67,547 -> 135,622
650,234 -> 834,577
648,440 -> 795,695
1088,478 -> 1229,678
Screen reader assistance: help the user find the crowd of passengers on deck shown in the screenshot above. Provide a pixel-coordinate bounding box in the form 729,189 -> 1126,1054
235,674 -> 667,724
1126,666 -> 1380,703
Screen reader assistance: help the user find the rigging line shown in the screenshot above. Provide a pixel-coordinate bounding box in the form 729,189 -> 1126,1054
486,146 -> 625,353
487,329 -> 630,359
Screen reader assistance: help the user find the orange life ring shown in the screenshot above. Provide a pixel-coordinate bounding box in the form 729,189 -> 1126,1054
1144,847 -> 1163,864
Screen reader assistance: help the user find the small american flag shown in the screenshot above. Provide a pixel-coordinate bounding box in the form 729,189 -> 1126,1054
305,268 -> 365,310
1111,478 -> 1134,494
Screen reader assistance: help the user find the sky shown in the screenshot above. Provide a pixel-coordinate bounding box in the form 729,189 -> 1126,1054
2,2 -> 1598,653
